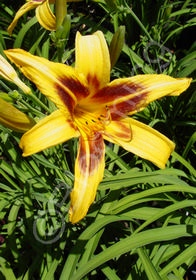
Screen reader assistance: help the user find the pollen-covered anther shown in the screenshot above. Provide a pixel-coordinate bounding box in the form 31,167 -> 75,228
103,105 -> 112,125
73,106 -> 106,136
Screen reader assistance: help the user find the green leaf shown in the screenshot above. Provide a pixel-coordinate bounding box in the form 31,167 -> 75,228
160,242 -> 196,278
109,185 -> 196,214
13,17 -> 38,48
70,225 -> 196,280
101,265 -> 121,280
0,257 -> 17,280
137,247 -> 162,280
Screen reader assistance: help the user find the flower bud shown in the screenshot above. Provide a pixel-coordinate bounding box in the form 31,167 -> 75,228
109,26 -> 125,69
0,92 -> 14,103
8,90 -> 21,100
104,0 -> 117,12
163,4 -> 173,20
0,54 -> 31,94
0,98 -> 35,132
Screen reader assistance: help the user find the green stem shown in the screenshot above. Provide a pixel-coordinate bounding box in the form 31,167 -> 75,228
18,100 -> 45,118
0,80 -> 12,92
57,46 -> 64,63
28,92 -> 52,113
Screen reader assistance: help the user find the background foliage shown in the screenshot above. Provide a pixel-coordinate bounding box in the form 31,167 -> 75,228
0,0 -> 196,279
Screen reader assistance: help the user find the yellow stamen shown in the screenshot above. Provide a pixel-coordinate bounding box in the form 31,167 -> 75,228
74,106 -> 107,137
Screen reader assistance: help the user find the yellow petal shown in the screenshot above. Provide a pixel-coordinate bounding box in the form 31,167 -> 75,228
36,0 -> 56,31
20,109 -> 79,156
103,117 -> 175,169
69,132 -> 105,223
7,1 -> 43,35
103,118 -> 132,141
0,54 -> 31,94
0,98 -> 35,132
130,74 -> 192,101
4,49 -> 89,114
75,31 -> 111,96
89,74 -> 192,118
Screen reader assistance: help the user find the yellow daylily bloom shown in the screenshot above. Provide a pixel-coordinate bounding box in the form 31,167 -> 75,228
7,0 -> 82,35
8,0 -> 55,35
4,31 -> 192,223
0,98 -> 35,132
0,54 -> 31,94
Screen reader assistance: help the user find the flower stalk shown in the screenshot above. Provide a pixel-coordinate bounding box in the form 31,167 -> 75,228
55,0 -> 67,29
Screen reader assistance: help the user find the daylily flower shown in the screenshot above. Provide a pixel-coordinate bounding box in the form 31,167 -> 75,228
0,98 -> 35,132
8,0 -> 55,35
4,31 -> 191,223
0,54 -> 31,94
7,0 -> 81,35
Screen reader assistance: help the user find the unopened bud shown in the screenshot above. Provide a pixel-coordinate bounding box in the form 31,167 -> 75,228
50,31 -> 57,43
109,26 -> 125,69
56,15 -> 71,40
0,54 -> 31,94
0,98 -> 35,132
9,90 -> 21,100
104,0 -> 117,12
163,4 -> 173,20
0,92 -> 14,103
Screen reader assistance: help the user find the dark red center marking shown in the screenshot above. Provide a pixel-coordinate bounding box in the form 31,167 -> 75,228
87,74 -> 100,92
59,76 -> 89,101
109,92 -> 148,120
91,81 -> 148,119
56,84 -> 75,114
56,76 -> 89,114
